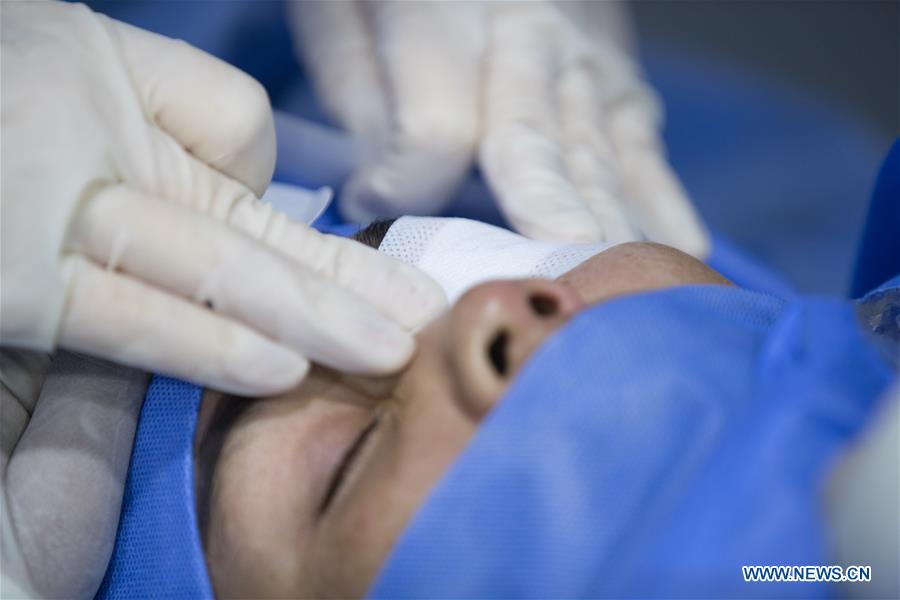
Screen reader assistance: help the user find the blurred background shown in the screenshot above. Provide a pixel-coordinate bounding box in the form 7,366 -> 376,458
634,0 -> 898,137
88,0 -> 899,295
633,0 -> 898,295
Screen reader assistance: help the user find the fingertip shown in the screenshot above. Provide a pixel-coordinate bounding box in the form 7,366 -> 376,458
112,17 -> 276,195
359,326 -> 416,375
508,209 -> 604,244
338,167 -> 389,223
354,295 -> 420,372
386,265 -> 449,331
640,210 -> 710,260
412,285 -> 449,330
671,227 -> 713,261
340,135 -> 473,220
330,313 -> 416,376
198,73 -> 276,197
637,159 -> 712,260
220,340 -> 310,396
289,284 -> 418,376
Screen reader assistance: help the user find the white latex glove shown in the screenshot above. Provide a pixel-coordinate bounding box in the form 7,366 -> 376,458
0,1 -> 446,396
288,0 -> 710,258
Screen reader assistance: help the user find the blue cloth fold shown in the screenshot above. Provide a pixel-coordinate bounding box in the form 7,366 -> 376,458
369,286 -> 895,598
851,138 -> 900,298
96,377 -> 211,600
97,283 -> 896,599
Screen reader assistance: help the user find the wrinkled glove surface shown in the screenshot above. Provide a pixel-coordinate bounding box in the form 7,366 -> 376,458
1,1 -> 445,395
290,0 -> 709,257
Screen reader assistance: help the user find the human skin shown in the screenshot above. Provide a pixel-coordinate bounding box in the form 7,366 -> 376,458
195,242 -> 730,598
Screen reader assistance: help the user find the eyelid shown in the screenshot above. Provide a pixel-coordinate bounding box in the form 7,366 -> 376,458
317,409 -> 382,517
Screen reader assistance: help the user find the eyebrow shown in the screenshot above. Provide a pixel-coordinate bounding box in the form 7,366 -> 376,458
351,219 -> 397,249
194,395 -> 254,550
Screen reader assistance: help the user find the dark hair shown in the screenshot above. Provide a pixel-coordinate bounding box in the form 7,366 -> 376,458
194,396 -> 254,550
352,219 -> 397,249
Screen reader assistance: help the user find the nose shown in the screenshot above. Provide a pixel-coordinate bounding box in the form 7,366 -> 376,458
448,278 -> 583,421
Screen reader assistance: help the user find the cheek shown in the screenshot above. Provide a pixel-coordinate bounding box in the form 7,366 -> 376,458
210,449 -> 309,596
306,438 -> 408,598
208,404 -> 374,596
311,406 -> 474,597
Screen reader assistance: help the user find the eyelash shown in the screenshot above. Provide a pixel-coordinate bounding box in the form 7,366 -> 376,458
317,410 -> 382,517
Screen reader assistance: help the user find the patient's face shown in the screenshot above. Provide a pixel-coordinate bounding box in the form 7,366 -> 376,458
195,242 -> 729,598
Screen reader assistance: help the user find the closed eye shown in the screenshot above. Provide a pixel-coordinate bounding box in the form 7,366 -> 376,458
317,410 -> 381,517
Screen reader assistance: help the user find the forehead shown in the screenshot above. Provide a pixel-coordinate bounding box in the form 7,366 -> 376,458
557,242 -> 728,305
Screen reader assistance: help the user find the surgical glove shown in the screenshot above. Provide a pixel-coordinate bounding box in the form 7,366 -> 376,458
288,1 -> 710,258
1,1 -> 446,396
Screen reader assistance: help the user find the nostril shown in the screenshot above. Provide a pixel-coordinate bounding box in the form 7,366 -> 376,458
487,329 -> 509,377
529,293 -> 558,317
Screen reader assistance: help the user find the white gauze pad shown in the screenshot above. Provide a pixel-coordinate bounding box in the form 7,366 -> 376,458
379,217 -> 613,303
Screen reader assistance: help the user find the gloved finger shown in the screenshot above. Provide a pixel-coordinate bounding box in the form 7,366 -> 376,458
106,17 -> 275,197
570,34 -> 709,257
66,185 -> 416,375
136,130 -> 446,331
58,256 -> 308,396
480,4 -> 602,243
229,211 -> 448,332
607,102 -> 711,258
557,59 -> 640,243
127,124 -> 258,220
286,0 -> 391,148
340,1 -> 485,221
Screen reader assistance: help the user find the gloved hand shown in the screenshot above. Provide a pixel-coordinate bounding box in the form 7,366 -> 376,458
1,1 -> 446,396
288,0 -> 710,258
